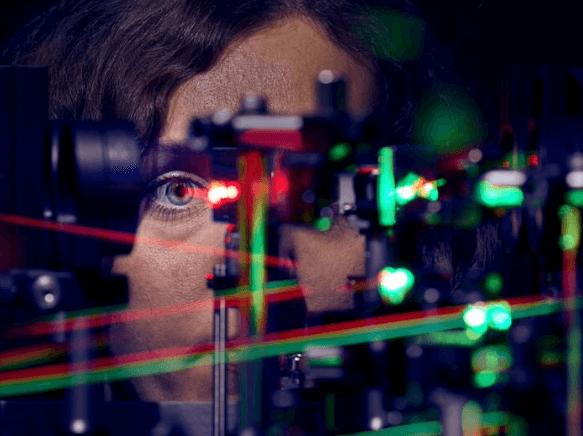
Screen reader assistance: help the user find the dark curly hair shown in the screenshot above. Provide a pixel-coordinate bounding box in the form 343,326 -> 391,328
1,0 -> 455,148
2,0 -> 499,295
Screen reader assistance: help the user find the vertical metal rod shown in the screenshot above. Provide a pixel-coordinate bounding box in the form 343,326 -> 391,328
561,206 -> 581,436
213,297 -> 228,436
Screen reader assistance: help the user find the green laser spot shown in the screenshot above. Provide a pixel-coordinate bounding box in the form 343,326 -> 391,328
314,217 -> 332,232
476,181 -> 524,208
484,273 -> 503,295
378,267 -> 415,305
475,371 -> 497,388
328,142 -> 352,162
566,190 -> 583,208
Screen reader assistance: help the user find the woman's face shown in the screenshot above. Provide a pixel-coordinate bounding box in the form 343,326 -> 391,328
110,15 -> 376,401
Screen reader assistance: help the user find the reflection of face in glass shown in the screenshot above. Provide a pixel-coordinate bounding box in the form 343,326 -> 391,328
110,16 -> 376,401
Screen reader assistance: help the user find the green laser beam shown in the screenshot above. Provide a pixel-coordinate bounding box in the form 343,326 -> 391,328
0,297 -> 568,397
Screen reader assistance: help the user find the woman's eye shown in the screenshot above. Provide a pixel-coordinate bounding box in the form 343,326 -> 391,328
164,180 -> 196,206
141,171 -> 208,222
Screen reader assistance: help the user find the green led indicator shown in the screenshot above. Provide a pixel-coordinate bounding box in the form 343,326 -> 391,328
464,301 -> 512,336
488,302 -> 512,331
328,142 -> 352,162
474,371 -> 497,388
484,273 -> 503,295
566,190 -> 583,208
314,217 -> 332,232
378,267 -> 415,304
377,147 -> 396,226
476,181 -> 524,208
463,305 -> 488,328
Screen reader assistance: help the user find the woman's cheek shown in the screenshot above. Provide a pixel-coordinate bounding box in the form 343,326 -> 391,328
108,216 -> 228,400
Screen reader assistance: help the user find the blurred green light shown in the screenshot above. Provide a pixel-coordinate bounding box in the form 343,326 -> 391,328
377,147 -> 396,226
484,273 -> 503,295
566,190 -> 583,208
476,181 -> 524,208
396,173 -> 422,205
314,217 -> 332,232
328,142 -> 352,162
474,371 -> 497,388
463,304 -> 488,328
488,302 -> 512,331
413,85 -> 486,155
378,267 -> 415,305
471,345 -> 513,374
395,173 -> 444,206
559,205 -> 581,252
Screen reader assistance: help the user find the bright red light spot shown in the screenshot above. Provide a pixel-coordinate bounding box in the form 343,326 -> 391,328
501,161 -> 510,168
528,154 -> 540,167
207,181 -> 241,208
272,171 -> 289,195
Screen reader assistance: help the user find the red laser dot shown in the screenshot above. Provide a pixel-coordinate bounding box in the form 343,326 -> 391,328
528,154 -> 540,167
208,181 -> 241,208
272,171 -> 289,196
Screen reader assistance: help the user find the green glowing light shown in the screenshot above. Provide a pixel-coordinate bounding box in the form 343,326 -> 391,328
396,173 -> 422,205
328,142 -> 352,162
484,273 -> 503,295
476,181 -> 524,208
310,355 -> 343,367
377,147 -> 396,226
471,345 -> 513,374
395,173 -> 444,206
474,371 -> 497,388
378,267 -> 415,304
413,85 -> 486,155
0,296 -> 572,398
566,189 -> 583,208
488,302 -> 512,331
559,205 -> 581,252
463,304 -> 488,329
250,189 -> 267,336
314,217 -> 332,232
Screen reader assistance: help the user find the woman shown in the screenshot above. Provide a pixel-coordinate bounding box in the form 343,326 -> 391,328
3,0 -> 485,404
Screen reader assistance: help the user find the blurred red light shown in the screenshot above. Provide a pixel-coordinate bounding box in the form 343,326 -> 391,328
208,181 -> 241,208
528,154 -> 540,167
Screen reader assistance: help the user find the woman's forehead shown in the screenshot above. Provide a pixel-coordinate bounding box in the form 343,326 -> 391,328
160,16 -> 376,144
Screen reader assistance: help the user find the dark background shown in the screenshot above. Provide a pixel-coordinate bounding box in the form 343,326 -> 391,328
1,0 -> 582,119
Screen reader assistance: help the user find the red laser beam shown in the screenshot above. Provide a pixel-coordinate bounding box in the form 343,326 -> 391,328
8,284 -> 311,338
9,275 -> 374,339
0,294 -> 548,388
0,213 -> 296,269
